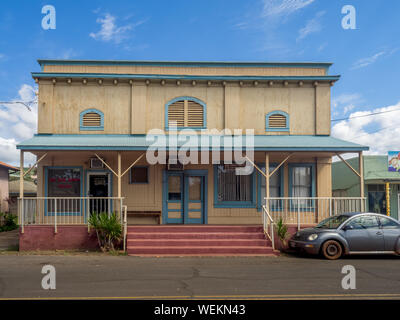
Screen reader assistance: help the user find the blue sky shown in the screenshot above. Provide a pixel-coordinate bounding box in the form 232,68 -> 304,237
0,0 -> 399,164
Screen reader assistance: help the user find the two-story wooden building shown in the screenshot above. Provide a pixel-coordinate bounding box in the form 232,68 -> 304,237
17,60 -> 368,253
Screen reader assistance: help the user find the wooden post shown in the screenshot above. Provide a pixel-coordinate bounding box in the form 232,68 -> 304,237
386,182 -> 390,216
359,151 -> 365,211
265,153 -> 269,207
19,151 -> 24,233
117,152 -> 122,198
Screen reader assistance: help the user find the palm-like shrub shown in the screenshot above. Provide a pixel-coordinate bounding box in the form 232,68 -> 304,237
276,217 -> 289,247
88,212 -> 122,252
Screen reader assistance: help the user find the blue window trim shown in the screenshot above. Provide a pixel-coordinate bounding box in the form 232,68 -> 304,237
256,163 -> 284,212
165,96 -> 207,130
129,166 -> 149,184
288,163 -> 316,211
44,166 -> 84,216
79,109 -> 104,131
213,165 -> 257,208
266,110 -> 289,132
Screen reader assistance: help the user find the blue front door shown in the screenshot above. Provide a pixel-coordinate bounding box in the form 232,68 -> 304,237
163,170 -> 207,224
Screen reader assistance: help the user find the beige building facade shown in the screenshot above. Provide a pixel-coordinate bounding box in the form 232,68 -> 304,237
18,60 -> 367,225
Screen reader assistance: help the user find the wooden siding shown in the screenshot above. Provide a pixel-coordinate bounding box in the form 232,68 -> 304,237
42,65 -> 327,76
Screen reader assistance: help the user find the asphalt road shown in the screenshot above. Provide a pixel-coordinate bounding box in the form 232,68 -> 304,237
0,253 -> 400,300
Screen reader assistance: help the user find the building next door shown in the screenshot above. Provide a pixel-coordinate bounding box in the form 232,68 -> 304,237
163,170 -> 207,224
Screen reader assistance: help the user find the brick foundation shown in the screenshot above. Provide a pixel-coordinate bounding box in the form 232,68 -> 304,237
19,225 -> 99,251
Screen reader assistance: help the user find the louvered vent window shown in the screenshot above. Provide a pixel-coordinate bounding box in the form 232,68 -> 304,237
266,111 -> 289,132
167,98 -> 205,129
83,112 -> 101,127
80,109 -> 104,131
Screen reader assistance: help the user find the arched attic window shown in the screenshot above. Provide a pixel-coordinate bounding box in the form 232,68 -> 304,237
165,97 -> 206,130
80,109 -> 104,131
266,111 -> 289,132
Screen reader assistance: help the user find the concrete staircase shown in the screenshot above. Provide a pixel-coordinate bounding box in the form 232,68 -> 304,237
127,225 -> 277,256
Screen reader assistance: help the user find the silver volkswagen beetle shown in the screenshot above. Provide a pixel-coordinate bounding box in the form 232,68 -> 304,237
289,212 -> 400,260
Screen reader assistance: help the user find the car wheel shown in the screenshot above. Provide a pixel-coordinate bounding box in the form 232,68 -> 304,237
321,240 -> 343,260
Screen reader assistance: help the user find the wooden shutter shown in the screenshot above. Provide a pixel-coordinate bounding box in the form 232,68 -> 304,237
187,100 -> 204,127
168,99 -> 204,128
268,113 -> 287,128
82,112 -> 101,127
168,100 -> 185,127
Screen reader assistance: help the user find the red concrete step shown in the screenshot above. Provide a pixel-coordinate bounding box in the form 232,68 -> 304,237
127,246 -> 275,255
127,239 -> 271,247
127,232 -> 266,240
127,225 -> 263,233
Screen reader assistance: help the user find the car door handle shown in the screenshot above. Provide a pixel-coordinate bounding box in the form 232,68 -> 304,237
376,231 -> 383,235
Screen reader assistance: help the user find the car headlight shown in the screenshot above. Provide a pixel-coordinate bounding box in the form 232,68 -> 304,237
307,234 -> 318,241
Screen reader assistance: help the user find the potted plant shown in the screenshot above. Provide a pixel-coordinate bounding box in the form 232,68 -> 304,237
275,218 -> 289,251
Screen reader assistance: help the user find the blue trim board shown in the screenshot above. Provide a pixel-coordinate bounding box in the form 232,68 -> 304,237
37,59 -> 333,70
79,109 -> 104,131
32,72 -> 340,82
165,96 -> 207,130
17,134 -> 369,152
213,165 -> 257,208
266,111 -> 290,132
44,166 -> 84,216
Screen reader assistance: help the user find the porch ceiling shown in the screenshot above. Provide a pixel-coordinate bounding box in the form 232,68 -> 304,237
17,134 -> 369,152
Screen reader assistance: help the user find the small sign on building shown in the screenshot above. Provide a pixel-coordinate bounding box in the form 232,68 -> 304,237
388,151 -> 400,172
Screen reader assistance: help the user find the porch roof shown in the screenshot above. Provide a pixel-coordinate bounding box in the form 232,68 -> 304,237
17,134 -> 369,152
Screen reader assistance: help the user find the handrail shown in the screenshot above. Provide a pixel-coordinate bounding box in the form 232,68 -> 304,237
262,205 -> 275,251
122,205 -> 128,253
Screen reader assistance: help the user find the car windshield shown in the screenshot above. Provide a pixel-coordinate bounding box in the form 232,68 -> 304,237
315,215 -> 350,229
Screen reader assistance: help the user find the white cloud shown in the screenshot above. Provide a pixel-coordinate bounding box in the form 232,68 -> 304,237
297,11 -> 325,41
332,101 -> 400,155
262,0 -> 315,17
89,13 -> 145,44
351,50 -> 391,70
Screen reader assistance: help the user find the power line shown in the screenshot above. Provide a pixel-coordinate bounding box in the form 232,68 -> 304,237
0,100 -> 35,111
350,124 -> 399,140
331,107 -> 400,122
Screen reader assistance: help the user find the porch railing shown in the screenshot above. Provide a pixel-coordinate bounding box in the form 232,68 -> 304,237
265,197 -> 367,229
262,204 -> 275,251
18,197 -> 124,233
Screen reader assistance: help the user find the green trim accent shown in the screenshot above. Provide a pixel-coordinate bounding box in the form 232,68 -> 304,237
17,134 -> 369,152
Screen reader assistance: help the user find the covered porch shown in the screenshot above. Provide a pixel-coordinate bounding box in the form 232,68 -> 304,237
16,133 -> 368,251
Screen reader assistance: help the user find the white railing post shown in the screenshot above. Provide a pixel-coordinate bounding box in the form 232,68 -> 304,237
297,198 -> 300,231
54,199 -> 57,234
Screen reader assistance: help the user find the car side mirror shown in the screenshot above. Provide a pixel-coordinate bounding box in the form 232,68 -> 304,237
342,225 -> 353,231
